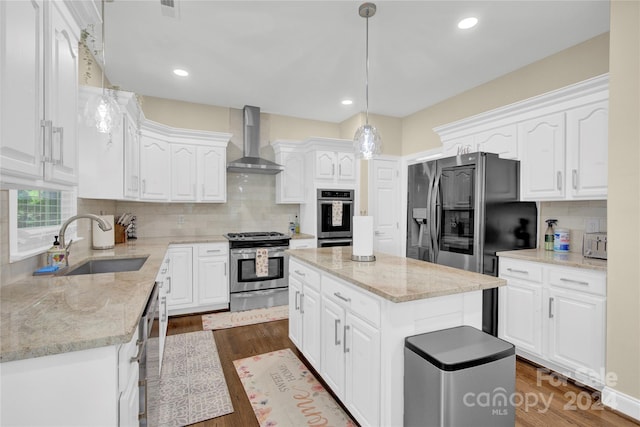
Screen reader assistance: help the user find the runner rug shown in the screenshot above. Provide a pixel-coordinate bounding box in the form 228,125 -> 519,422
202,305 -> 288,330
147,331 -> 234,427
233,348 -> 356,427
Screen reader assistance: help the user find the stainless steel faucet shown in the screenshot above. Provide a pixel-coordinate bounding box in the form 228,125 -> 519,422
58,214 -> 113,253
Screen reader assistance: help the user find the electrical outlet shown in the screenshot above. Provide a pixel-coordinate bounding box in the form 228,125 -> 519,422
585,218 -> 599,233
177,215 -> 185,225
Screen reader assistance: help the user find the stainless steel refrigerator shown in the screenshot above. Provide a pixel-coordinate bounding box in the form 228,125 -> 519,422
407,152 -> 537,336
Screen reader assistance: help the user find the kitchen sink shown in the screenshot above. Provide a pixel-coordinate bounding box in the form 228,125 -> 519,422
63,256 -> 149,276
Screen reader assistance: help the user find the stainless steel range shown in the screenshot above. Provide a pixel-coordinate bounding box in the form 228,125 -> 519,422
224,231 -> 290,312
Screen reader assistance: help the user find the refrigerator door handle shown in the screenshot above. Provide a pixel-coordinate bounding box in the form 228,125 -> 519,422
431,171 -> 441,262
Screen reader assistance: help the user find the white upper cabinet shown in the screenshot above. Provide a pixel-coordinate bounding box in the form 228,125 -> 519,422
198,145 -> 226,202
435,74 -> 609,201
171,144 -> 197,201
566,100 -> 608,199
140,134 -> 171,201
78,87 -> 138,200
1,0 -> 80,189
315,150 -> 356,183
272,140 -> 306,203
520,112 -> 566,200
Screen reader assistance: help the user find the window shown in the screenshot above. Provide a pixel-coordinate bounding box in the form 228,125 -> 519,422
9,189 -> 77,262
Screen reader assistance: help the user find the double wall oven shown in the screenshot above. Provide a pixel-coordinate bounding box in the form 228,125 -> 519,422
317,189 -> 354,247
224,232 -> 290,312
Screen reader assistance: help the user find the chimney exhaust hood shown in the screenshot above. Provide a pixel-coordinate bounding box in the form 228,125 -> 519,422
227,105 -> 284,174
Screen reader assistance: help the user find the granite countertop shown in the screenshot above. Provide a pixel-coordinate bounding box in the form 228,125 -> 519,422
287,247 -> 505,303
496,249 -> 607,271
0,235 -> 227,363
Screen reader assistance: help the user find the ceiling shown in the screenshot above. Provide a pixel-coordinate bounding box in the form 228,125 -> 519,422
102,1 -> 610,123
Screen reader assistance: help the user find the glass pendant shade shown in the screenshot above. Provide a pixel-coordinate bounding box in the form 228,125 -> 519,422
84,92 -> 120,134
353,123 -> 382,160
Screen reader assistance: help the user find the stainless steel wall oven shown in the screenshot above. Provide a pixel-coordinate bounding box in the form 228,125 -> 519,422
317,189 -> 354,247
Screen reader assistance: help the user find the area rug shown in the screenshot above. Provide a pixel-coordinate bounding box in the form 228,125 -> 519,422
147,331 -> 234,427
233,348 -> 356,427
202,305 -> 288,330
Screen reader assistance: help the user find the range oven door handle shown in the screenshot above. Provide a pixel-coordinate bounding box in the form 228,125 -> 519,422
231,248 -> 288,257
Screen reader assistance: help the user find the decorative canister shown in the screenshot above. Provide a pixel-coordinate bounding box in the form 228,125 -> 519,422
553,228 -> 570,252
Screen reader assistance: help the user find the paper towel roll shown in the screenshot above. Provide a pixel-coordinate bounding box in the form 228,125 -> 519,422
92,215 -> 115,249
352,216 -> 374,257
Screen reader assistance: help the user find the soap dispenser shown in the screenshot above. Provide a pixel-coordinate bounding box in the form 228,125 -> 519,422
46,236 -> 66,268
544,219 -> 558,251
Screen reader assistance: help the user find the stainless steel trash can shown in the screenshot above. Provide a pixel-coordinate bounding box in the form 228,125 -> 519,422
404,325 -> 516,427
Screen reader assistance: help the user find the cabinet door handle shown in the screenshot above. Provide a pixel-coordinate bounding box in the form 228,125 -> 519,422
207,249 -> 222,253
334,319 -> 341,346
161,296 -> 167,322
506,268 -> 529,275
130,339 -> 144,363
41,120 -> 53,163
548,297 -> 554,318
334,292 -> 351,303
557,171 -> 562,190
343,324 -> 350,353
332,164 -> 335,176
339,164 -> 342,177
294,269 -> 306,277
53,127 -> 64,165
224,262 -> 227,277
166,276 -> 172,293
295,290 -> 300,311
142,179 -> 146,194
560,278 -> 589,286
572,169 -> 578,190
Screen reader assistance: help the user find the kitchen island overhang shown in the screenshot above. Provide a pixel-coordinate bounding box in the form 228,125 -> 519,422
286,246 -> 507,427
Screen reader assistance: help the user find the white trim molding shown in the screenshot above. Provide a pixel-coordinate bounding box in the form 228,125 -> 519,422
602,386 -> 640,422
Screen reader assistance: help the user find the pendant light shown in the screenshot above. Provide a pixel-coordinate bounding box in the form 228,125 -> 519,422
353,2 -> 382,160
85,0 -> 119,134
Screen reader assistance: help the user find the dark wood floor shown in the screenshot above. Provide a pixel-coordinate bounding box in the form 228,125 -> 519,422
165,314 -> 640,427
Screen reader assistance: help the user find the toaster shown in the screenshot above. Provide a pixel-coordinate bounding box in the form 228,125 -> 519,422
583,232 -> 607,259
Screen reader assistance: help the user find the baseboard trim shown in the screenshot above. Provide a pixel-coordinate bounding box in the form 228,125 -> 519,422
602,386 -> 640,422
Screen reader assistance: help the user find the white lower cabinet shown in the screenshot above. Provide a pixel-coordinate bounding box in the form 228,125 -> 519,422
156,254 -> 172,372
289,238 -> 316,249
0,336 -> 137,426
167,243 -> 229,315
289,259 -> 322,366
499,257 -> 606,387
320,275 -> 380,427
289,258 -> 381,427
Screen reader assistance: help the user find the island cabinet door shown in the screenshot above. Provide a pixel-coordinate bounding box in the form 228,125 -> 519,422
320,295 -> 346,399
301,285 -> 321,367
288,277 -> 303,348
345,313 -> 381,427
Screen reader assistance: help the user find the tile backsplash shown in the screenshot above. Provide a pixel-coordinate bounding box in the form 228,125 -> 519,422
538,200 -> 607,253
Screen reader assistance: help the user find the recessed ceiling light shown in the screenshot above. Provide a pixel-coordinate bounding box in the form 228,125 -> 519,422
341,99 -> 353,106
173,68 -> 189,77
458,17 -> 478,30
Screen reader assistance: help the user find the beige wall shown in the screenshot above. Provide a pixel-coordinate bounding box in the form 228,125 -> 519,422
142,96 -> 230,132
270,114 -> 339,141
607,0 -> 640,402
402,33 -> 610,155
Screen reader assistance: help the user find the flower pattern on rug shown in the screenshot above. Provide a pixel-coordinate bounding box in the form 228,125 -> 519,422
202,305 -> 289,330
233,348 -> 357,427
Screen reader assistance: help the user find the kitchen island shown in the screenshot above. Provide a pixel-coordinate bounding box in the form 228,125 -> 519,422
286,246 -> 506,427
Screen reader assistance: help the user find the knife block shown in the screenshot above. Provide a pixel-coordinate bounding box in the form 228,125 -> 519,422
114,224 -> 127,244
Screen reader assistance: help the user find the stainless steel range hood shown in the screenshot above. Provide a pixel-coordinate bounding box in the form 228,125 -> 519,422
227,105 -> 284,174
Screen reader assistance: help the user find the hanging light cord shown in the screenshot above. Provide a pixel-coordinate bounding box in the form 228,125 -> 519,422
101,0 -> 106,96
364,10 -> 370,126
